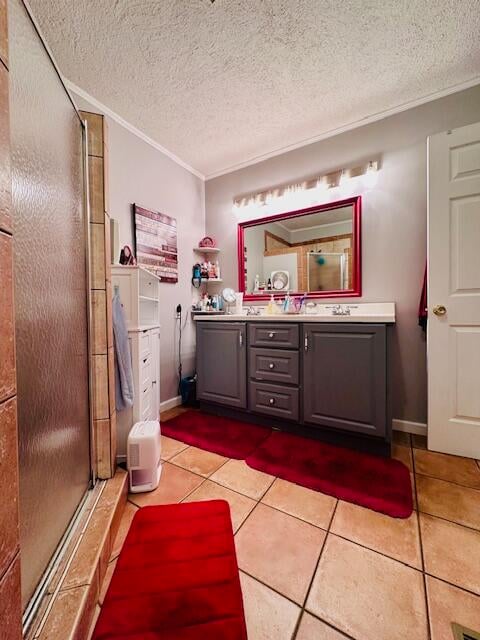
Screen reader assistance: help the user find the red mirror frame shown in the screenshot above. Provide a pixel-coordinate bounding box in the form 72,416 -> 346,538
237,195 -> 362,301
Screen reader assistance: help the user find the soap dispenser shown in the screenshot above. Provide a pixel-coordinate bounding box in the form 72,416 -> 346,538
267,294 -> 275,315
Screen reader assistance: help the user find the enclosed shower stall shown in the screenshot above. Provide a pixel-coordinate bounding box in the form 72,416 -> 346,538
8,0 -> 92,616
307,251 -> 348,291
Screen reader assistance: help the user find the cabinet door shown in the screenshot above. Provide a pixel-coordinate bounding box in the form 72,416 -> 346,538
303,324 -> 387,437
196,322 -> 247,408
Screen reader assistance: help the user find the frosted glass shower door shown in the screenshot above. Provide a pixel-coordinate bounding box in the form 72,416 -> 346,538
9,0 -> 91,607
307,252 -> 345,292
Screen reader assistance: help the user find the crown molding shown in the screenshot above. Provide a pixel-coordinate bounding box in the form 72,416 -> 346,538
205,76 -> 480,180
65,75 -> 480,183
64,80 -> 205,181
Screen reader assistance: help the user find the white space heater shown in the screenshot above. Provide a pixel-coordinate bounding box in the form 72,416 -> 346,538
127,420 -> 162,493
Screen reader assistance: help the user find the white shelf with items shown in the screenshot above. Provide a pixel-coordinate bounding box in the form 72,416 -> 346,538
112,265 -> 160,329
193,245 -> 222,284
194,246 -> 220,255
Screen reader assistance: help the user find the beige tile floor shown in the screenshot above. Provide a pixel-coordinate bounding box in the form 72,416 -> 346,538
96,410 -> 480,640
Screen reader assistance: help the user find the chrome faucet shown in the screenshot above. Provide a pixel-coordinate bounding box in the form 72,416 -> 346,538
246,306 -> 260,316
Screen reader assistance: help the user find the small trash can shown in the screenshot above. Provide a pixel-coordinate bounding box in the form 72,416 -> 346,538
180,374 -> 198,406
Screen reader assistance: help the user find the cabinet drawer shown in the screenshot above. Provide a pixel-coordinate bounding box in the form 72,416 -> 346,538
140,382 -> 152,419
249,348 -> 299,385
140,354 -> 152,388
249,382 -> 299,421
249,323 -> 299,349
139,331 -> 151,359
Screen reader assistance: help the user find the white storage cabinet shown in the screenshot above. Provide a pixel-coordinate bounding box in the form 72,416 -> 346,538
112,266 -> 161,460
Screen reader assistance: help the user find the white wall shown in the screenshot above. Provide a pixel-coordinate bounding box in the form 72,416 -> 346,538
264,253 -> 298,291
244,221 -> 291,291
289,220 -> 352,243
73,92 -> 205,403
205,85 -> 480,424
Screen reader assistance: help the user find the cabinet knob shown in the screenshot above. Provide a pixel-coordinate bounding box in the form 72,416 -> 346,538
269,363 -> 275,369
268,332 -> 275,338
269,398 -> 275,405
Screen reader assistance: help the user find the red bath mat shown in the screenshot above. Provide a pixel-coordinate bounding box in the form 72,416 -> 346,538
93,500 -> 247,640
162,410 -> 270,459
247,431 -> 413,518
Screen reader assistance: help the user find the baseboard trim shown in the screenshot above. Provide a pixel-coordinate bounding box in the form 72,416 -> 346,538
392,419 -> 427,436
160,395 -> 182,412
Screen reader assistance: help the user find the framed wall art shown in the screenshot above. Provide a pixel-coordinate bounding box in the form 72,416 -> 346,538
132,203 -> 178,283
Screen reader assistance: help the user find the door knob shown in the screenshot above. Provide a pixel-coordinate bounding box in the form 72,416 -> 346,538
269,363 -> 275,369
269,398 -> 275,405
268,332 -> 275,338
433,305 -> 447,316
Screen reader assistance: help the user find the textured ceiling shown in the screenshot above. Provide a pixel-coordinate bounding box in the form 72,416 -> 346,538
279,207 -> 352,230
28,0 -> 480,178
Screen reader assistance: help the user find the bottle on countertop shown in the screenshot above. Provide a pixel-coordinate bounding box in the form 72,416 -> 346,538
266,294 -> 275,314
254,274 -> 260,291
267,277 -> 272,290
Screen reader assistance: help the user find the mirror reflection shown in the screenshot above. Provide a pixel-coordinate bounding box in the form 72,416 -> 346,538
242,204 -> 355,295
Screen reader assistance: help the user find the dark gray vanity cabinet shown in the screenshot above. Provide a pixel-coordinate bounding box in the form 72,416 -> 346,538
196,322 -> 247,408
196,319 -> 391,450
303,324 -> 387,438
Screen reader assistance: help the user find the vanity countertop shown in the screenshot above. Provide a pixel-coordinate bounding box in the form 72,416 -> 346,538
194,302 -> 395,324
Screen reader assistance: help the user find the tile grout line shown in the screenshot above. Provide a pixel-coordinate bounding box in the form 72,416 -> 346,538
232,500 -> 262,538
412,443 -> 432,640
415,502 -> 480,533
169,451 -> 233,481
258,497 -> 333,531
238,568 -> 303,609
327,530 -> 423,571
422,572 -> 480,600
415,469 -> 480,492
292,500 -> 360,640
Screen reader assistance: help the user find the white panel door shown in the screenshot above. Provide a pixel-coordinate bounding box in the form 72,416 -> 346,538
428,122 -> 480,458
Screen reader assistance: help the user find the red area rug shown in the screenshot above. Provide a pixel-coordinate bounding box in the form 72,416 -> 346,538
93,500 -> 247,640
162,410 -> 270,459
246,431 -> 413,518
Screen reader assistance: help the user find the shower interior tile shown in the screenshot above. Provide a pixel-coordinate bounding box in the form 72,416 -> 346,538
82,111 -> 104,158
91,290 -> 107,355
88,156 -> 105,224
92,354 -> 109,420
95,419 -> 112,479
90,222 -> 106,290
